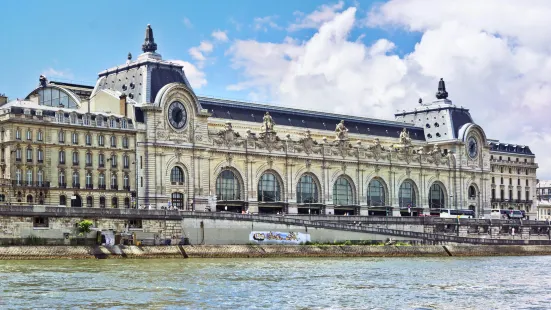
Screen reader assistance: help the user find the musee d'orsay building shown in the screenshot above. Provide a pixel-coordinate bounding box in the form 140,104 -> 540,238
0,25 -> 539,218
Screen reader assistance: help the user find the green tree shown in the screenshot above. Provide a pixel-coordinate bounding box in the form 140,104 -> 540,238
77,219 -> 94,236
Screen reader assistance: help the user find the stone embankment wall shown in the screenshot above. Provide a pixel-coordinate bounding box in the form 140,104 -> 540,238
1,245 -> 551,259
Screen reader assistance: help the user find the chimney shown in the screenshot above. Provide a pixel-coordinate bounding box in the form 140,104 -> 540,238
0,94 -> 7,106
119,94 -> 127,117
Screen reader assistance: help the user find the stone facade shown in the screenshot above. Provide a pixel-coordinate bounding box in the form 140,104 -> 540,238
0,25 -> 539,219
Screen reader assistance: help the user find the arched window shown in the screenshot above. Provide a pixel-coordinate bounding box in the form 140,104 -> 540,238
56,112 -> 64,123
26,169 -> 32,185
98,134 -> 104,146
86,196 -> 93,208
15,148 -> 21,161
15,129 -> 21,140
98,173 -> 105,188
122,136 -> 129,148
37,170 -> 43,186
0,194 -> 6,202
110,135 -> 116,147
85,133 -> 91,145
60,195 -> 66,206
109,118 -> 116,128
99,196 -> 106,208
123,154 -> 129,168
216,170 -> 240,200
124,197 -> 130,208
72,132 -> 78,144
15,169 -> 21,185
86,152 -> 92,166
86,172 -> 92,188
258,172 -> 281,202
72,151 -> 79,165
37,130 -> 43,141
26,129 -> 32,141
121,119 -> 128,129
27,194 -> 33,203
398,181 -> 416,208
98,153 -> 105,167
83,115 -> 91,126
123,174 -> 129,189
297,174 -> 319,204
58,130 -> 65,143
172,192 -> 184,210
59,170 -> 65,186
59,150 -> 65,164
72,171 -> 79,188
111,173 -> 118,189
468,185 -> 476,199
96,116 -> 103,127
367,179 -> 386,206
429,183 -> 445,209
110,154 -> 117,167
171,166 -> 184,184
111,197 -> 118,208
333,176 -> 353,205
26,147 -> 32,162
37,148 -> 43,162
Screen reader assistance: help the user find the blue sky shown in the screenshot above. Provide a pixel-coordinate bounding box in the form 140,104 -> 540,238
0,0 -> 418,101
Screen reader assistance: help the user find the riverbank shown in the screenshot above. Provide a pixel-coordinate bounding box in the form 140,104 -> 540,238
1,244 -> 551,259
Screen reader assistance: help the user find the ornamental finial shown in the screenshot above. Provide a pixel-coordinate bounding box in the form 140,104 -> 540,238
142,24 -> 158,53
435,78 -> 448,100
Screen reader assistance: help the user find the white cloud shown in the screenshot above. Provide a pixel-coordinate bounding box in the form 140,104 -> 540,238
212,30 -> 229,42
167,60 -> 207,89
188,41 -> 214,66
183,17 -> 193,28
253,16 -> 282,32
41,68 -> 74,80
226,1 -> 551,178
288,1 -> 345,31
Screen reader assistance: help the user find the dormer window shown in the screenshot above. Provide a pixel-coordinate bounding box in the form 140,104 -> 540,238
96,117 -> 103,127
83,115 -> 90,126
109,118 -> 116,128
23,109 -> 31,115
120,119 -> 127,129
69,113 -> 77,124
55,112 -> 64,123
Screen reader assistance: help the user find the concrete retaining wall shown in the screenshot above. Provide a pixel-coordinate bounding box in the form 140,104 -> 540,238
2,245 -> 551,259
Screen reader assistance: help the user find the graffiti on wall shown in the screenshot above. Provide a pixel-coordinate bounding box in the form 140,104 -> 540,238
249,231 -> 311,244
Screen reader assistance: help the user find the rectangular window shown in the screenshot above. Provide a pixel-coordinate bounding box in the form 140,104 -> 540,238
72,133 -> 78,144
58,131 -> 65,143
491,177 -> 495,184
140,156 -> 142,169
491,188 -> 495,199
37,131 -> 43,141
33,216 -> 49,228
26,130 -> 32,141
141,177 -> 143,187
15,129 -> 21,140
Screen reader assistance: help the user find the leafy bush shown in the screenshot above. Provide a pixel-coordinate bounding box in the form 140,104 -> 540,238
77,220 -> 94,236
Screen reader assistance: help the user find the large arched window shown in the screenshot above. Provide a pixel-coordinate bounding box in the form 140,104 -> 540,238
216,170 -> 240,200
59,195 -> 66,206
171,166 -> 184,184
367,179 -> 386,206
258,172 -> 281,202
398,181 -> 416,208
111,197 -> 118,208
297,174 -> 319,204
99,196 -> 106,208
468,185 -> 477,199
37,87 -> 78,108
429,183 -> 445,209
172,192 -> 184,209
333,176 -> 353,205
86,196 -> 93,208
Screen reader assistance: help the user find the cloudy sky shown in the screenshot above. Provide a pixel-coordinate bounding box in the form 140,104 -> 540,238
1,0 -> 549,177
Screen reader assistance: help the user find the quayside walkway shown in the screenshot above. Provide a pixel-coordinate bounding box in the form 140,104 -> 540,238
0,206 -> 550,245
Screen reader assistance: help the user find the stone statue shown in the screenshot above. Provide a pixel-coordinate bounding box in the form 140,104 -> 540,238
435,78 -> 449,100
224,121 -> 233,131
335,120 -> 348,140
39,75 -> 48,87
262,112 -> 275,132
399,128 -> 411,145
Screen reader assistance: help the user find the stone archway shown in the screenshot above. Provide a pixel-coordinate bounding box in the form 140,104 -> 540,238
71,194 -> 82,208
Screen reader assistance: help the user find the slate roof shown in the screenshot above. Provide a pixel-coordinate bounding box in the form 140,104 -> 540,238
198,97 -> 425,141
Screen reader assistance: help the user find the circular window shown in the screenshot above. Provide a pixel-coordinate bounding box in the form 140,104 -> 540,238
436,133 -> 441,137
434,123 -> 439,127
426,124 -> 431,128
122,84 -> 127,91
427,134 -> 433,139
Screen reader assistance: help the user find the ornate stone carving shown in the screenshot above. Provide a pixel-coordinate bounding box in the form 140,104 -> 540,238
225,153 -> 233,166
213,121 -> 242,149
367,138 -> 387,161
335,120 -> 348,140
295,130 -> 321,155
157,129 -> 169,140
341,162 -> 347,173
426,144 -> 448,166
267,156 -> 274,168
256,131 -> 284,152
406,167 -> 411,177
305,159 -> 312,170
331,140 -> 353,158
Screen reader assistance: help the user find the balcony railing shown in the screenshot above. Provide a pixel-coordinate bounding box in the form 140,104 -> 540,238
111,185 -> 118,190
15,158 -> 21,162
37,159 -> 43,164
85,163 -> 92,167
59,183 -> 67,188
99,163 -> 105,168
123,186 -> 131,191
11,180 -> 50,188
26,159 -> 32,163
98,184 -> 106,190
86,184 -> 93,189
72,183 -> 80,189
72,161 -> 79,166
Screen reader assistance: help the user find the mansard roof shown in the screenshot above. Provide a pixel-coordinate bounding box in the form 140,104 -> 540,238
488,140 -> 533,155
198,97 -> 426,141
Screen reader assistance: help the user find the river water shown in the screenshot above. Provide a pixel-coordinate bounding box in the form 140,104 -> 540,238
1,256 -> 550,309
